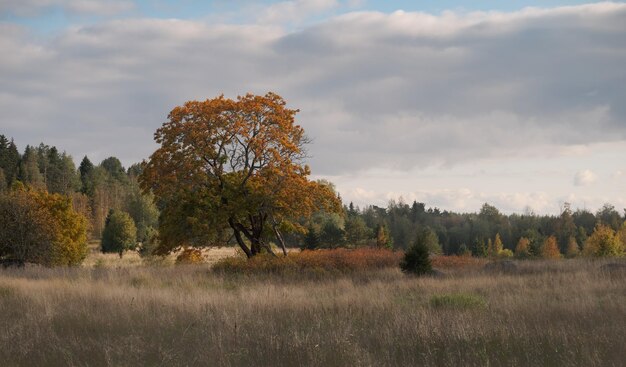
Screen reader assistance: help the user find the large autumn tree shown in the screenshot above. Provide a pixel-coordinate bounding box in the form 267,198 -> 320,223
140,93 -> 341,257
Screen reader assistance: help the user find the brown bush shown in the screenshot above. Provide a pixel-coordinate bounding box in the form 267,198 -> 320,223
213,247 -> 402,274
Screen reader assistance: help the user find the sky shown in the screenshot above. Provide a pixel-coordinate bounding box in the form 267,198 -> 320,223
0,0 -> 625,215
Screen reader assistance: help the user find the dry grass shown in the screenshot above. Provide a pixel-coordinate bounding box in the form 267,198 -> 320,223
81,241 -> 241,268
0,258 -> 624,366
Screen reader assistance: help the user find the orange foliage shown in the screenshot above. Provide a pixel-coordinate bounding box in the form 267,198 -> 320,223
140,92 -> 341,257
540,235 -> 562,259
213,248 -> 402,274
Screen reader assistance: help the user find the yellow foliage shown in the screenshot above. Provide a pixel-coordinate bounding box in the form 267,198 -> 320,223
583,224 -> 623,257
176,248 -> 205,265
540,236 -> 561,259
0,189 -> 88,266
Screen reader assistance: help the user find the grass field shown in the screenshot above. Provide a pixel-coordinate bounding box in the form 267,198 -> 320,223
0,252 -> 624,366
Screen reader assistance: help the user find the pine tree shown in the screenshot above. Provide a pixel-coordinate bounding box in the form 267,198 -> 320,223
400,232 -> 433,275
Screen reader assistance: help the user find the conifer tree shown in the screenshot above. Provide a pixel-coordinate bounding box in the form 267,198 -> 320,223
303,223 -> 319,250
79,156 -> 95,196
400,232 -> 433,275
0,135 -> 20,186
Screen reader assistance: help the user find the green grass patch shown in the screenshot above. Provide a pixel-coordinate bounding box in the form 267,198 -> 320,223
429,293 -> 487,309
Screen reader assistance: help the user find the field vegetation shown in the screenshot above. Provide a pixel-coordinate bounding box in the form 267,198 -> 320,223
0,256 -> 624,366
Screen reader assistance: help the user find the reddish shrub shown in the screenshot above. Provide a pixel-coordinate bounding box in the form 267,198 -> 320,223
213,248 -> 402,274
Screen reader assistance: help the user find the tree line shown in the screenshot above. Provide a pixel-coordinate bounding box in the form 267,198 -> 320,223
299,199 -> 625,258
0,134 -> 159,264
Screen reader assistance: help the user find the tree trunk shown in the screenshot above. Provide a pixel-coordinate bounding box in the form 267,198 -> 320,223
228,218 -> 252,258
272,223 -> 288,256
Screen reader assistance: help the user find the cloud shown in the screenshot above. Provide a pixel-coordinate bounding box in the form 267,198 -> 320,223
257,0 -> 339,25
0,2 -> 625,176
0,0 -> 135,17
574,170 -> 598,186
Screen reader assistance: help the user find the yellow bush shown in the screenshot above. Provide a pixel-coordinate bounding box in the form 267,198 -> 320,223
175,248 -> 205,265
0,189 -> 88,266
583,224 -> 623,257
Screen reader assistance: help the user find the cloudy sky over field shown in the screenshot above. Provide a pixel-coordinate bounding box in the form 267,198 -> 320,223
1,0 -> 625,214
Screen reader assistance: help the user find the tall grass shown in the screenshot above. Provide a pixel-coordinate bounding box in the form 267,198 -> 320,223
0,259 -> 624,366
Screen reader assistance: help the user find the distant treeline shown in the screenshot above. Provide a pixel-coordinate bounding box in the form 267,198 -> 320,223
301,200 -> 624,256
1,134 -> 624,257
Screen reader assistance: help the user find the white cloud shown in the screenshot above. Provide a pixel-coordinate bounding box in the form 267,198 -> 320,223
574,170 -> 598,186
257,0 -> 339,24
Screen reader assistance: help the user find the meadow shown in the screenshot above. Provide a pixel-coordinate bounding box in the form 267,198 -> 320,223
0,250 -> 624,367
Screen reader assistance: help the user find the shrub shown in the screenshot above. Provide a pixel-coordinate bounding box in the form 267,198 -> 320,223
400,235 -> 432,275
101,209 -> 137,258
175,248 -> 205,265
430,293 -> 487,309
497,248 -> 514,258
0,189 -> 88,266
583,224 -> 623,257
213,248 -> 402,275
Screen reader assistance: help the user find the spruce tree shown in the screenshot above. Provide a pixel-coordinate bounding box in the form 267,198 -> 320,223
0,136 -> 20,186
303,224 -> 319,250
400,232 -> 433,275
79,156 -> 95,196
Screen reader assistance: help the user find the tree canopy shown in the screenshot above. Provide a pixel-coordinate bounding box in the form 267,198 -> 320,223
140,93 -> 341,257
0,187 -> 88,266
